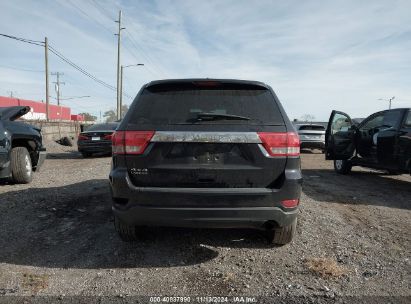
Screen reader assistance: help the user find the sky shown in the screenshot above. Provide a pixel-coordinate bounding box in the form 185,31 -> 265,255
0,0 -> 410,121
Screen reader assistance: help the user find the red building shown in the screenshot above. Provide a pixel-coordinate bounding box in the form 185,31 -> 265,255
71,114 -> 85,121
0,96 -> 72,121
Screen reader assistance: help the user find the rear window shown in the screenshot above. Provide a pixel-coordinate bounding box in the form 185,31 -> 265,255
129,82 -> 284,125
86,123 -> 118,131
298,125 -> 325,131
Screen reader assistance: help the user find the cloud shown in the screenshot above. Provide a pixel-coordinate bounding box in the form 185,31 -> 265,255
0,0 -> 410,119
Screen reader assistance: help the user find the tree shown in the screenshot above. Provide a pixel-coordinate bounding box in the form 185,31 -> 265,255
300,114 -> 315,122
78,112 -> 97,122
120,104 -> 129,119
103,104 -> 129,122
103,110 -> 116,122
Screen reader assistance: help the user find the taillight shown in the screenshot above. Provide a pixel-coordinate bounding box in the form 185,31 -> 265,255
112,131 -> 155,155
78,134 -> 88,141
112,131 -> 125,154
103,133 -> 113,140
257,132 -> 300,157
281,199 -> 299,208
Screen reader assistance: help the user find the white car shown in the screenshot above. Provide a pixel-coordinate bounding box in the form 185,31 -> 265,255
295,124 -> 326,152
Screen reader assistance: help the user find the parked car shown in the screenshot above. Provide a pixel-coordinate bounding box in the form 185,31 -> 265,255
0,106 -> 46,183
109,79 -> 302,244
295,124 -> 325,152
325,108 -> 411,175
77,122 -> 119,157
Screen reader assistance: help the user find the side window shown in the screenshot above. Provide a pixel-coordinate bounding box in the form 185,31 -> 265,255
403,111 -> 411,128
331,113 -> 352,134
359,114 -> 384,131
383,110 -> 402,128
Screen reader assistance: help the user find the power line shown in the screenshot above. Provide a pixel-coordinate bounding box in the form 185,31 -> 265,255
0,33 -> 44,46
48,45 -> 117,91
121,12 -> 169,77
81,2 -> 162,79
89,0 -> 115,21
81,2 -> 168,79
81,2 -> 168,80
1,33 -> 132,99
122,41 -> 158,79
123,28 -> 168,78
0,33 -> 116,92
66,0 -> 114,36
0,64 -> 44,73
48,45 -> 132,98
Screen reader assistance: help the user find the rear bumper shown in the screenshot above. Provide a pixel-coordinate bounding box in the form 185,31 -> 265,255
300,141 -> 325,149
112,205 -> 298,229
78,142 -> 112,154
109,167 -> 302,229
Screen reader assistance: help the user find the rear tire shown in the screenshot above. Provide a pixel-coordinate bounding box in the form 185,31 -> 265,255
114,215 -> 139,242
266,218 -> 297,245
334,159 -> 352,174
10,147 -> 33,184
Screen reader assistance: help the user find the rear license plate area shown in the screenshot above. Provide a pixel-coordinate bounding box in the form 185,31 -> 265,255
195,152 -> 223,163
167,143 -> 234,164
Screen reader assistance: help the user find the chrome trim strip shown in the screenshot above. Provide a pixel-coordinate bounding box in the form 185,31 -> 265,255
151,131 -> 261,143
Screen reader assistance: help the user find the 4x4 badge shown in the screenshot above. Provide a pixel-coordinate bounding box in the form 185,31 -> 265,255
130,168 -> 148,175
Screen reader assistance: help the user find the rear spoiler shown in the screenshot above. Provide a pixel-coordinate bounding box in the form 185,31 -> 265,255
145,79 -> 271,90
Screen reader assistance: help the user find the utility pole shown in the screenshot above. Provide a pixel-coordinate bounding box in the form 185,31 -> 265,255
115,10 -> 125,120
7,90 -> 17,98
51,72 -> 65,105
120,65 -> 123,118
120,64 -> 144,118
45,37 -> 50,121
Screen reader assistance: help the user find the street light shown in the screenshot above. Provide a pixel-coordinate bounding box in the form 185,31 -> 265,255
120,63 -> 144,118
378,96 -> 395,109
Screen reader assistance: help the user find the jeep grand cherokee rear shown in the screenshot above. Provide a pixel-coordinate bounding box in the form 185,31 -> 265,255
109,79 -> 302,244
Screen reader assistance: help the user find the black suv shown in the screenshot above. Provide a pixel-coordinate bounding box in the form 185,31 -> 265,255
325,108 -> 411,175
109,79 -> 302,244
0,106 -> 46,183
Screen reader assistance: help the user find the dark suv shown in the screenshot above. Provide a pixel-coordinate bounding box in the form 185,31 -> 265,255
109,79 -> 302,244
325,108 -> 411,175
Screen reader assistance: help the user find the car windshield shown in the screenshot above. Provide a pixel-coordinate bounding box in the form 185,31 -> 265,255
129,82 -> 284,125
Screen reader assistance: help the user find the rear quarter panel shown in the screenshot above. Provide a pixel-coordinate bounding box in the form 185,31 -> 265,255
398,110 -> 411,172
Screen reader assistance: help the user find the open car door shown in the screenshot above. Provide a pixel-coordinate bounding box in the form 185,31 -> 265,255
325,110 -> 356,160
0,106 -> 30,121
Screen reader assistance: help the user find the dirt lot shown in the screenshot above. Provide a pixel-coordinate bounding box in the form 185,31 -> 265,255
0,142 -> 410,303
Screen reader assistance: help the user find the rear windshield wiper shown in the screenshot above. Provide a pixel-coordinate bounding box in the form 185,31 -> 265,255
191,112 -> 251,122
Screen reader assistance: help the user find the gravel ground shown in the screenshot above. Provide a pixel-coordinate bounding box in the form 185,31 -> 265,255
0,142 -> 410,303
